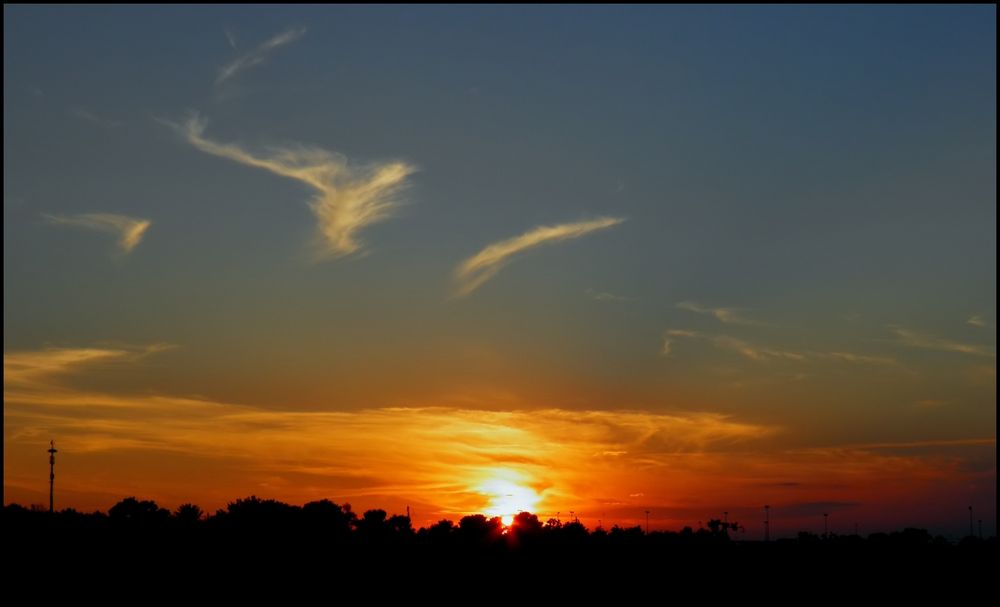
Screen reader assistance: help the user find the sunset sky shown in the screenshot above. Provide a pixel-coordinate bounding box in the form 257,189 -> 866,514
4,5 -> 995,538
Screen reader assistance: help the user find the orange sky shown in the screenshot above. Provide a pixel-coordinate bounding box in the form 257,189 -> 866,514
4,346 -> 994,536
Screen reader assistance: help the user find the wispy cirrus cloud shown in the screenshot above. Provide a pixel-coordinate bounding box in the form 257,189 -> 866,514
713,335 -> 806,361
42,212 -> 151,253
586,288 -> 633,303
223,26 -> 239,50
967,315 -> 987,328
890,327 -> 995,358
70,107 -> 123,128
814,351 -> 901,367
4,344 -> 172,390
676,301 -> 761,326
664,329 -> 904,369
666,330 -> 804,361
216,27 -> 306,85
661,329 -> 699,356
169,113 -> 415,258
454,217 -> 624,297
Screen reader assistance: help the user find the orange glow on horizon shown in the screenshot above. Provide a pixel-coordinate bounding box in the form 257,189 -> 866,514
4,346 -> 996,535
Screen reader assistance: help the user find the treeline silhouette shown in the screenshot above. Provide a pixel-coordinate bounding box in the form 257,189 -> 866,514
5,496 -> 996,592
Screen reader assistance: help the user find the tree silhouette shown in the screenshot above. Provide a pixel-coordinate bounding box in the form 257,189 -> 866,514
109,497 -> 170,527
174,503 -> 203,525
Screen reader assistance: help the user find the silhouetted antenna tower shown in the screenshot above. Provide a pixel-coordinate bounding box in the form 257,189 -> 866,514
48,440 -> 57,514
764,505 -> 770,542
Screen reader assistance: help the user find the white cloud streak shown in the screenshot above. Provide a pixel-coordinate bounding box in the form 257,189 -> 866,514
43,213 -> 151,253
890,327 -> 995,358
216,27 -> 306,85
967,315 -> 987,328
454,217 -> 625,297
171,113 -> 415,258
224,26 -> 239,50
664,329 -> 905,368
817,352 -> 900,367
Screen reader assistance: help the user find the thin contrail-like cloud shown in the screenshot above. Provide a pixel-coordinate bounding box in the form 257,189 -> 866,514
676,301 -> 761,326
224,26 -> 239,50
890,327 -> 995,358
216,27 -> 306,85
70,107 -> 124,128
454,217 -> 625,297
43,212 -> 151,253
663,329 -> 906,369
170,113 -> 415,258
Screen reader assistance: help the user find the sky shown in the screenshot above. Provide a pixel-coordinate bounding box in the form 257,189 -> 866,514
4,5 -> 996,538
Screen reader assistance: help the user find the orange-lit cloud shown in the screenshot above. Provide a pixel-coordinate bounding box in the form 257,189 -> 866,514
170,113 -> 415,258
4,345 -> 173,392
5,345 -> 769,519
454,217 -> 624,297
4,346 -> 993,533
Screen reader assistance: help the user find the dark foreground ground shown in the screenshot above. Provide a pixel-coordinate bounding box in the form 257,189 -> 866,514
5,500 -> 996,599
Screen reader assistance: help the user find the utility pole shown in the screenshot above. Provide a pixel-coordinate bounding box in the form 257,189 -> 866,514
48,440 -> 57,514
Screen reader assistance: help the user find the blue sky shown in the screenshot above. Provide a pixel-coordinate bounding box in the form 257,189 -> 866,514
4,5 -> 995,535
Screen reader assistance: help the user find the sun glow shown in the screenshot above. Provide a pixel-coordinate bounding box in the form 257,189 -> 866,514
479,471 -> 542,524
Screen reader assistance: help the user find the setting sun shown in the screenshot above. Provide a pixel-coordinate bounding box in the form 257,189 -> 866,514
479,472 -> 542,525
